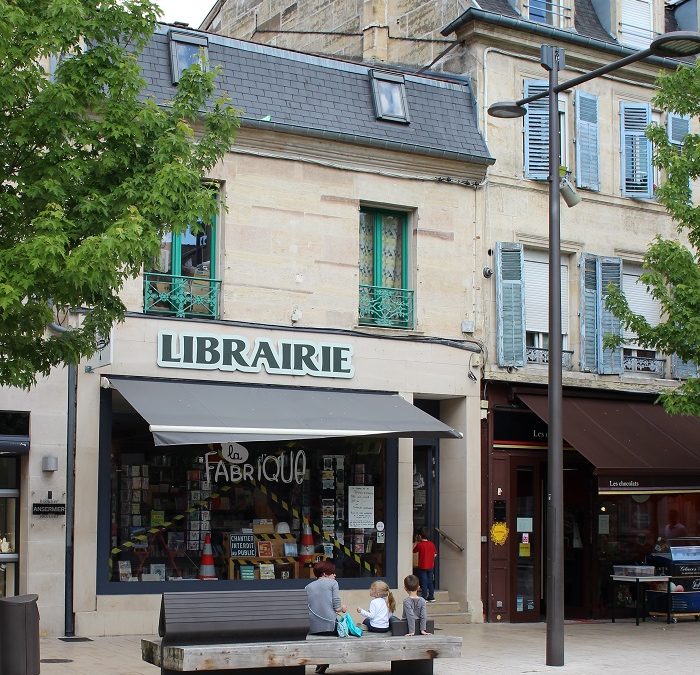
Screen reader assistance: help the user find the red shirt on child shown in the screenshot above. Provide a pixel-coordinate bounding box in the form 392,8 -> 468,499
413,539 -> 437,570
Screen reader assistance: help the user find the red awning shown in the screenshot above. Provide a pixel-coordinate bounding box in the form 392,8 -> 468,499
517,394 -> 700,493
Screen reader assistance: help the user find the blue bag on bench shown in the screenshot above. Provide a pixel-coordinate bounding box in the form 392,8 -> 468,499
341,613 -> 363,638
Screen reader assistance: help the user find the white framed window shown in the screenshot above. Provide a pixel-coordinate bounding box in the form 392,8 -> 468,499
527,0 -> 571,28
168,30 -> 208,85
619,0 -> 654,49
622,264 -> 663,374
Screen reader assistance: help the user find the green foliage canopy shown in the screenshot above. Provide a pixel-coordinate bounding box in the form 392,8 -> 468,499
0,0 -> 239,388
605,60 -> 700,415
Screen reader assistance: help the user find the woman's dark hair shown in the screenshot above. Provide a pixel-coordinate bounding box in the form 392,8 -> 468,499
313,560 -> 336,578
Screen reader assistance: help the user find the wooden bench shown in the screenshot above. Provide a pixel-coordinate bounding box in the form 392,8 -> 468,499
142,590 -> 462,675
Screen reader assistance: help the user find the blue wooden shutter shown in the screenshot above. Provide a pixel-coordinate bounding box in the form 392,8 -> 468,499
524,80 -> 550,180
597,256 -> 623,374
668,113 -> 690,146
620,102 -> 652,198
575,91 -> 600,191
671,355 -> 698,379
579,253 -> 598,372
496,242 -> 526,367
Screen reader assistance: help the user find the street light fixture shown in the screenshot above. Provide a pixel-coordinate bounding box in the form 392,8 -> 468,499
488,31 -> 700,667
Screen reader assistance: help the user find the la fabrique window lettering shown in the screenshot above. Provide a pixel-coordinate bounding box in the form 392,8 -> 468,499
205,444 -> 307,485
157,331 -> 354,378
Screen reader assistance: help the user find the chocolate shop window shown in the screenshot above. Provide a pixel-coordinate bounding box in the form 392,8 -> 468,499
108,439 -> 386,583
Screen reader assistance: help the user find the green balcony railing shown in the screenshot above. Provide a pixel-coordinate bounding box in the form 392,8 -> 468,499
359,284 -> 414,329
143,272 -> 221,319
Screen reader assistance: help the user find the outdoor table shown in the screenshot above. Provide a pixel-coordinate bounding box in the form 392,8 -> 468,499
610,575 -> 671,625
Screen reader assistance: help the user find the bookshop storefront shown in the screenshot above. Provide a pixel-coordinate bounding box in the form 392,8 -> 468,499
90,325 -> 468,614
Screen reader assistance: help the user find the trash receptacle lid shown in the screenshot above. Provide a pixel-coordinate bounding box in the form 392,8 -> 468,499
0,594 -> 38,605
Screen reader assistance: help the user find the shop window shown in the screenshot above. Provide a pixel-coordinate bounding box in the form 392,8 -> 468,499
358,208 -> 414,329
169,30 -> 208,85
143,211 -> 220,319
0,457 -> 19,598
107,432 -> 388,586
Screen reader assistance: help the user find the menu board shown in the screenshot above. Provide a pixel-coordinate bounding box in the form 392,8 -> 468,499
230,533 -> 257,557
348,486 -> 374,528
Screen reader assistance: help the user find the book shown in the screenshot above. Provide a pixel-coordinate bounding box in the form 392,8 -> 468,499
257,540 -> 274,557
150,564 -> 166,581
118,560 -> 132,582
259,563 -> 275,580
239,565 -> 255,580
283,541 -> 298,556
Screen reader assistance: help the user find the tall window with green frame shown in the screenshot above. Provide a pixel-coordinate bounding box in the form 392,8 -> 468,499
143,213 -> 220,319
358,208 -> 413,329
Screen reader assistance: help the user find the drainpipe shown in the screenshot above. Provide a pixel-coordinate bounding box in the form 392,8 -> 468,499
47,318 -> 76,637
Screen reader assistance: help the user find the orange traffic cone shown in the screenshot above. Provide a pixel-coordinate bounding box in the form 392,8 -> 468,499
198,533 -> 218,580
299,522 -> 315,565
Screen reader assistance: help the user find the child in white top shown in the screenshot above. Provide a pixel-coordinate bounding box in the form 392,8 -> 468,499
357,580 -> 396,632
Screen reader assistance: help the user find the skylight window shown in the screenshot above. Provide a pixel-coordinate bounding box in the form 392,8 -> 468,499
370,71 -> 410,123
168,31 -> 208,85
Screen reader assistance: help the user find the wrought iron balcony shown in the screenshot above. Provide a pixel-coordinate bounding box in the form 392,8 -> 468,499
359,285 -> 414,329
623,355 -> 666,377
143,272 -> 221,319
526,346 -> 574,370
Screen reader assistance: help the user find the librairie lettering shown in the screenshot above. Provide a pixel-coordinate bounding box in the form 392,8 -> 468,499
158,331 -> 354,378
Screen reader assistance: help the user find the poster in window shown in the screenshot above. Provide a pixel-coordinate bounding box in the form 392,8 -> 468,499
348,486 -> 374,528
257,540 -> 274,557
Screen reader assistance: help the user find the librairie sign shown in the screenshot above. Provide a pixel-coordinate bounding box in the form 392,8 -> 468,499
157,331 -> 354,379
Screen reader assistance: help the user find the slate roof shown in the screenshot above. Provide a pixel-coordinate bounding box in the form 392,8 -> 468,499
138,25 -> 493,166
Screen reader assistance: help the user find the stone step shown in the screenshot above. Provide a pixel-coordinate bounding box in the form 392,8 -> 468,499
432,612 -> 470,625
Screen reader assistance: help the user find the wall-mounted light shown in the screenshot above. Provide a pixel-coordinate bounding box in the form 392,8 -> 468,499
560,177 -> 581,208
42,455 -> 59,472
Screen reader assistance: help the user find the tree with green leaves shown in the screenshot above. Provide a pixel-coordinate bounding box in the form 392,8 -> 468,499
605,60 -> 700,415
0,0 -> 239,388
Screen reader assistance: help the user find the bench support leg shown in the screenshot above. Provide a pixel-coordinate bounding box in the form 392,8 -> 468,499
391,659 -> 433,675
162,669 -> 305,675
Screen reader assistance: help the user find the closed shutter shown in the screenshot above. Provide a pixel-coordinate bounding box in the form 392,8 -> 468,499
579,253 -> 598,372
524,250 -> 569,335
496,242 -> 526,367
524,80 -> 550,180
598,257 -> 623,374
623,268 -> 661,342
620,102 -> 653,198
672,355 -> 699,379
668,113 -> 690,146
620,0 -> 653,49
575,91 -> 600,191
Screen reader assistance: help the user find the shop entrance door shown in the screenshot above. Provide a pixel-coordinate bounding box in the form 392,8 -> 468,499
510,460 -> 543,621
413,442 -> 438,583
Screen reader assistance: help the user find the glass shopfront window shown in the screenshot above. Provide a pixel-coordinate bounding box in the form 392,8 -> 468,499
107,437 -> 388,586
0,457 -> 20,598
596,492 -> 700,611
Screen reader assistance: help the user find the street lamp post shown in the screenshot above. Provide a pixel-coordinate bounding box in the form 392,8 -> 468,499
488,32 -> 700,667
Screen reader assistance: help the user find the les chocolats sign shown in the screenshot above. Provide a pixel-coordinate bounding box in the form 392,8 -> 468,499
158,331 -> 354,379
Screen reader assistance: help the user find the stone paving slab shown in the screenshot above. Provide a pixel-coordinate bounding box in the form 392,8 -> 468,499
37,619 -> 700,675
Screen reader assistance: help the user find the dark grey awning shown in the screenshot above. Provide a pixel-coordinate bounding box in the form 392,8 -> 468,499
108,377 -> 461,446
0,435 -> 30,456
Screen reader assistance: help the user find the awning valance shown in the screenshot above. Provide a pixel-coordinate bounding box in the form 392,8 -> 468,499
517,393 -> 700,493
109,377 -> 461,446
0,435 -> 30,456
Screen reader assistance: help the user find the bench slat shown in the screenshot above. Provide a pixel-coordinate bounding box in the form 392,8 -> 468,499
142,636 -> 462,671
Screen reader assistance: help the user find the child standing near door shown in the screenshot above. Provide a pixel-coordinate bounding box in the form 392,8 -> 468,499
413,529 -> 437,602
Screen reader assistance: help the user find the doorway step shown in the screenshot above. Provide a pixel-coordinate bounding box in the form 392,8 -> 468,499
430,590 -> 469,625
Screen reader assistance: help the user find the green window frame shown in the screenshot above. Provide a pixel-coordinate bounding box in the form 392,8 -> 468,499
143,210 -> 221,320
358,208 -> 414,329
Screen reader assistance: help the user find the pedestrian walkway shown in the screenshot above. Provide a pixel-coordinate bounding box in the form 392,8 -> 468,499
38,618 -> 699,675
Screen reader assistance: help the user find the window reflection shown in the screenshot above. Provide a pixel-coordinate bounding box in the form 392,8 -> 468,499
376,81 -> 405,119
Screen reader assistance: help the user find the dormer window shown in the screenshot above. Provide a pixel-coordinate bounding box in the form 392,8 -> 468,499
619,0 -> 654,49
370,71 -> 410,123
527,0 -> 570,28
168,31 -> 208,85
